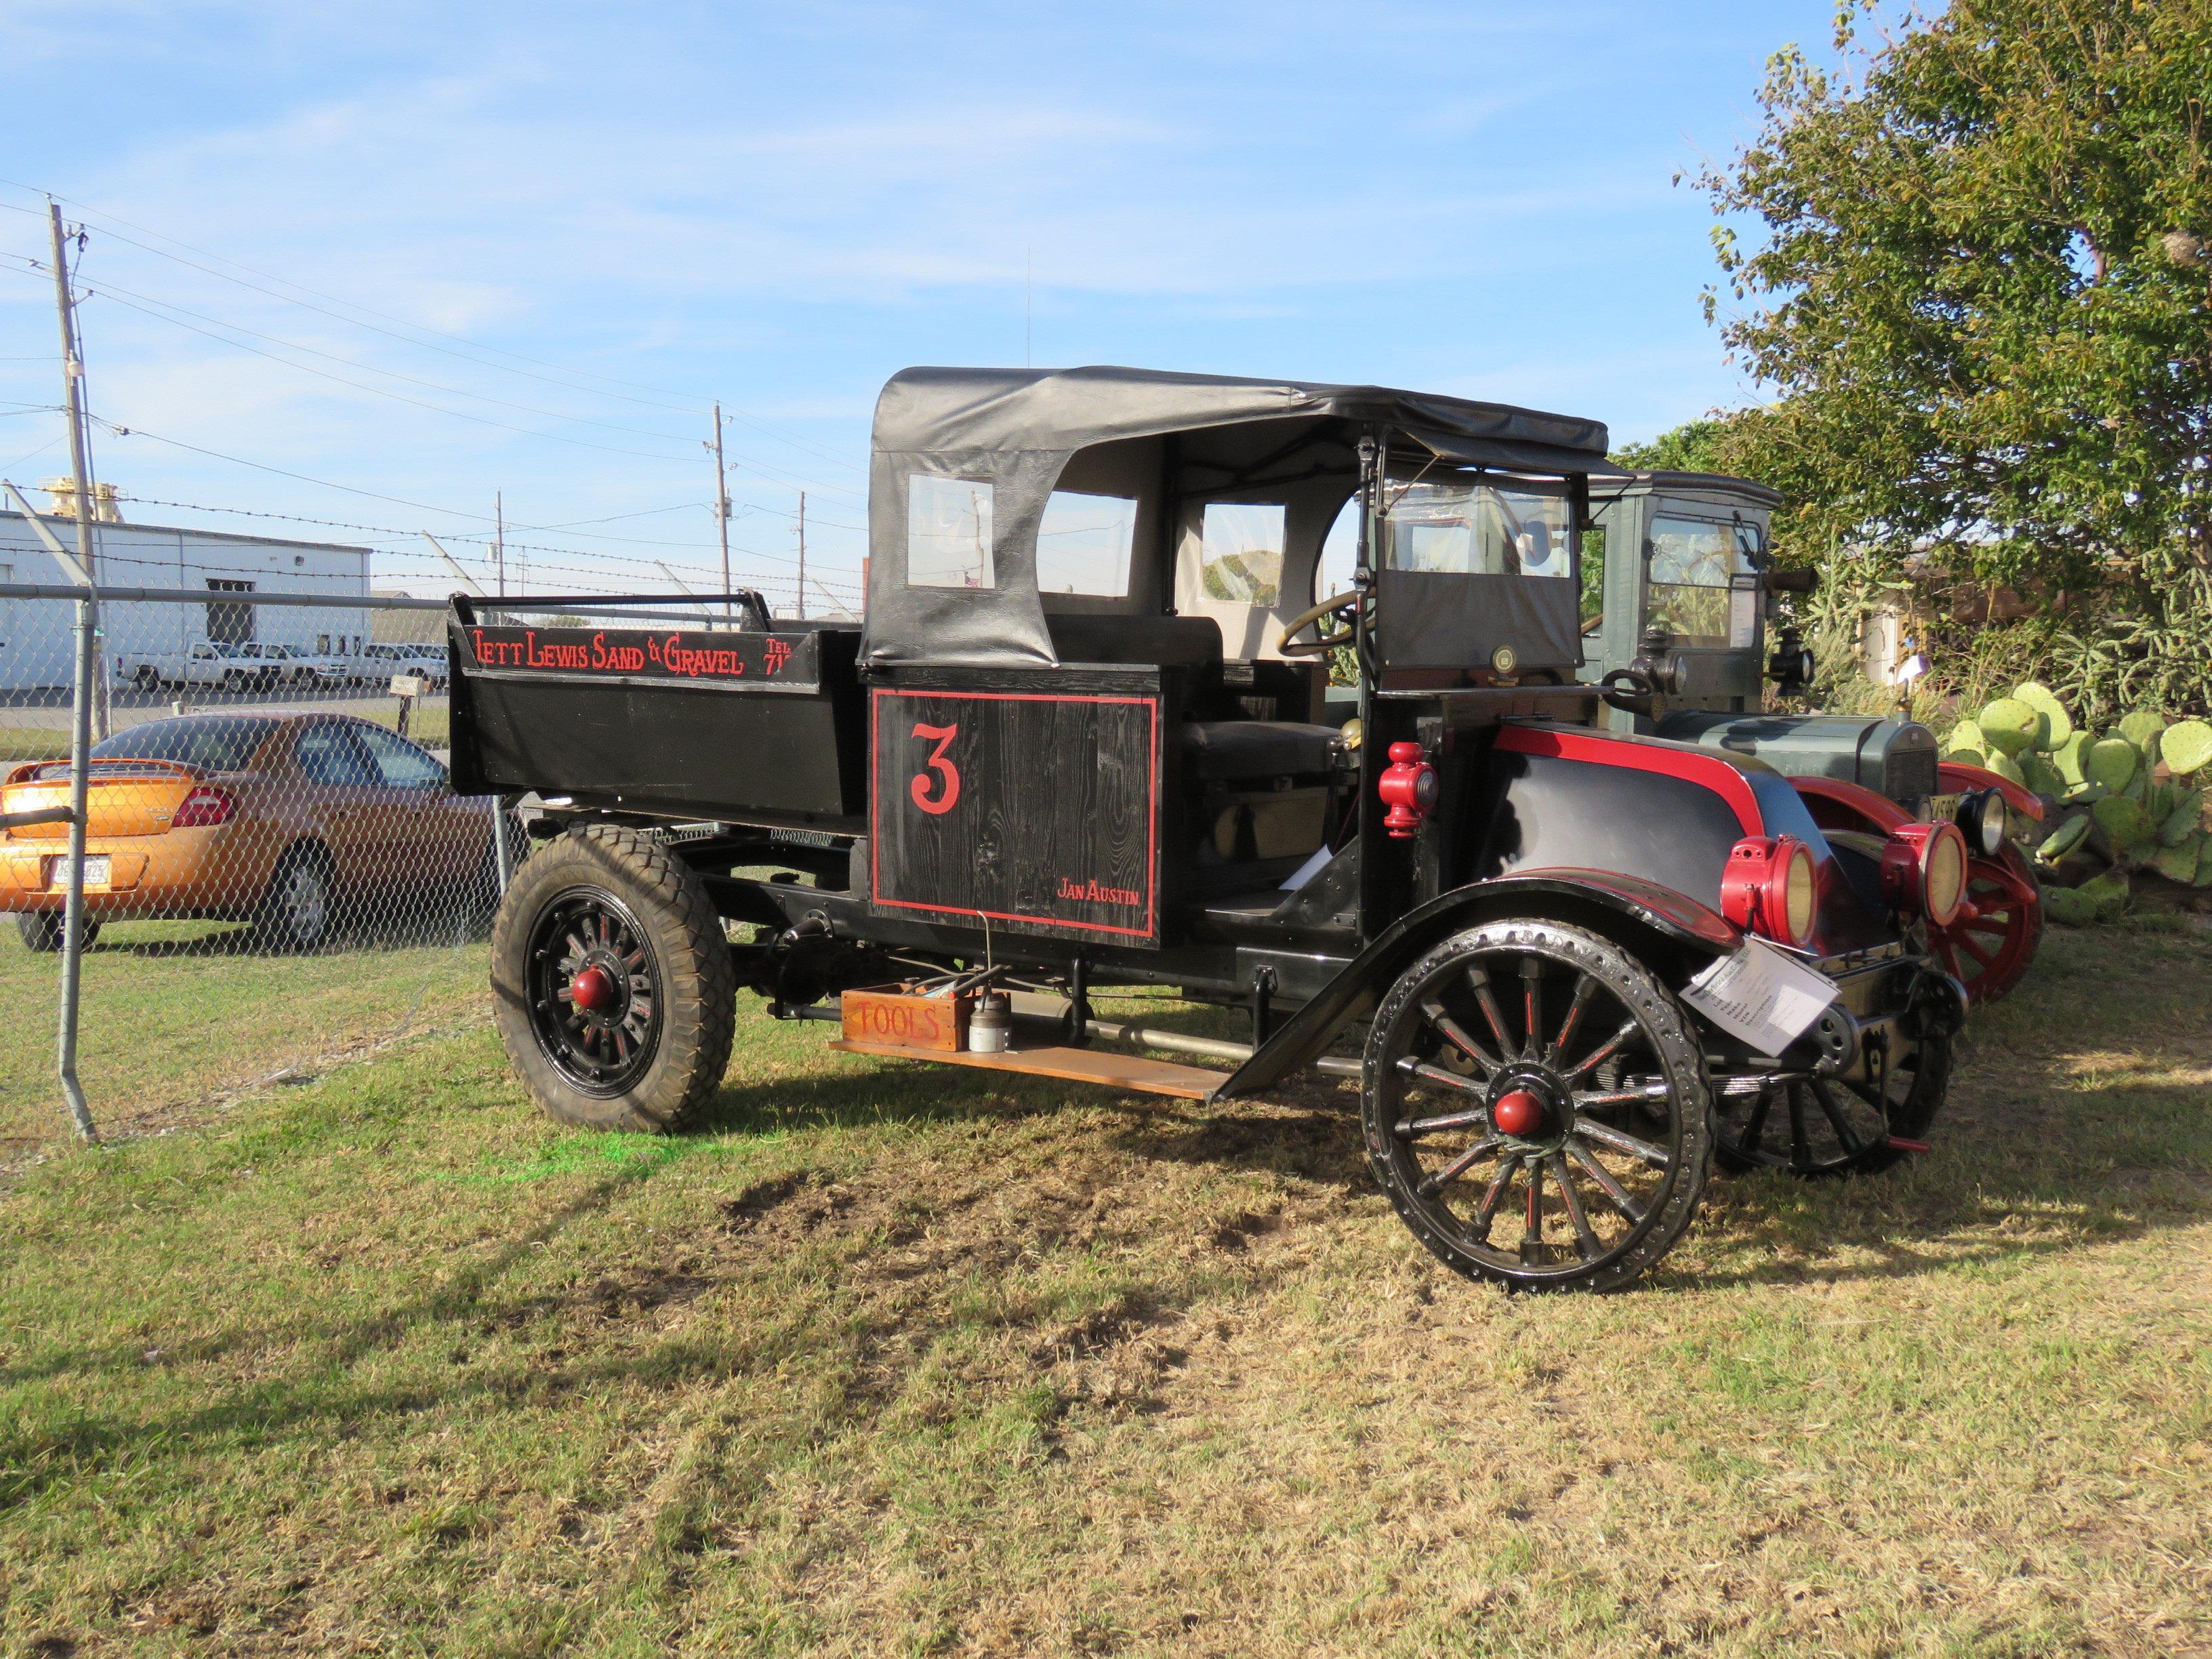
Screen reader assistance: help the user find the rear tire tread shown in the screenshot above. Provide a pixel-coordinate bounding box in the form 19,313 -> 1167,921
491,824 -> 734,1134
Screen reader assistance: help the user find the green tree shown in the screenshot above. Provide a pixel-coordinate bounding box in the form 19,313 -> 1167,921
1700,0 -> 2212,597
1610,417 -> 1733,474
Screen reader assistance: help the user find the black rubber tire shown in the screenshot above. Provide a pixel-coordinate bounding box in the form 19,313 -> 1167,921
134,665 -> 159,691
14,912 -> 100,952
255,844 -> 338,951
1362,919 -> 1713,1294
490,824 -> 735,1133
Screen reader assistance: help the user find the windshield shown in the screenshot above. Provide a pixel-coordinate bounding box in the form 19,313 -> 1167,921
1382,481 -> 1572,579
91,716 -> 279,772
1647,513 -> 1757,647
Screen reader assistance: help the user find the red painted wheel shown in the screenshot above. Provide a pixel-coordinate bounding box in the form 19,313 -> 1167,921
1928,840 -> 2043,1006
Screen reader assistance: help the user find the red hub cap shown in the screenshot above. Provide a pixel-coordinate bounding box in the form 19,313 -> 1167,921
569,964 -> 618,1015
1492,1088 -> 1544,1137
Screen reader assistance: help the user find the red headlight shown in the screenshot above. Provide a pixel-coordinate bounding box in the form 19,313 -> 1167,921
1880,820 -> 1967,926
1721,834 -> 1818,948
171,785 -> 237,828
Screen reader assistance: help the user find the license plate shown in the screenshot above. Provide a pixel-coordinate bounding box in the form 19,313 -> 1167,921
1928,792 -> 1961,823
46,854 -> 110,890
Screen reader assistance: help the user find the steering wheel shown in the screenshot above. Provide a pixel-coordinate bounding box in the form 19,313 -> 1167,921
1278,589 -> 1363,657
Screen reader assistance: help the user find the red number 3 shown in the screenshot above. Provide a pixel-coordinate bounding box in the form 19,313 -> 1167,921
909,722 -> 960,815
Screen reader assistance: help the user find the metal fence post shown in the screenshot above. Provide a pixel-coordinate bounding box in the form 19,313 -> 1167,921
56,581 -> 100,1143
492,795 -> 514,892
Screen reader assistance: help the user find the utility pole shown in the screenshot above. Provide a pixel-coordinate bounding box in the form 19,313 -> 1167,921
710,403 -> 731,625
494,490 -> 506,598
48,202 -> 108,743
41,203 -> 101,1143
796,489 -> 806,621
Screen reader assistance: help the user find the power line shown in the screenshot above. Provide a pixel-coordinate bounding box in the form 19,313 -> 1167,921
103,492 -> 861,578
0,189 -> 712,413
89,289 -> 703,466
0,180 -> 869,479
77,271 -> 727,450
0,435 -> 63,474
95,419 -> 505,523
9,213 -> 868,499
33,541 -> 856,602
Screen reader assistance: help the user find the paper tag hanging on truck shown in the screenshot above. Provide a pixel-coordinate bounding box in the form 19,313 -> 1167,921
1682,936 -> 1839,1054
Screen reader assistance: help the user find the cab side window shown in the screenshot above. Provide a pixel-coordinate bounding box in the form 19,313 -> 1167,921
1036,491 -> 1136,598
907,476 -> 994,589
1198,504 -> 1285,605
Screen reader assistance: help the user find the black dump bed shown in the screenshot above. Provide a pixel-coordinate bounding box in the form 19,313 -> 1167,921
445,604 -> 869,834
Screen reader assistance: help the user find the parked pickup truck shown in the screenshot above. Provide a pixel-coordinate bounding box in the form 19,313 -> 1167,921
117,640 -> 285,693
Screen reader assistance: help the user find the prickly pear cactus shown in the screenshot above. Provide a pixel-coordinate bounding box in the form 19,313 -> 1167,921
1943,684 -> 2211,924
2152,838 -> 2204,884
1978,697 -> 2044,756
2163,719 -> 2212,777
2118,710 -> 2167,758
2158,794 -> 2205,846
2084,737 -> 2138,792
2013,682 -> 2072,749
2042,886 -> 2097,926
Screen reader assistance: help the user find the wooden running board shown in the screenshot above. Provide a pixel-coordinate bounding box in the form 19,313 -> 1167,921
827,1038 -> 1222,1101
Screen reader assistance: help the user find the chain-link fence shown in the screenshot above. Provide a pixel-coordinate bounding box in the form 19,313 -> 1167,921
0,581 -> 518,1162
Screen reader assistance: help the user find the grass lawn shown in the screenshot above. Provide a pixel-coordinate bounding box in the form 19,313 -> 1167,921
2,922 -> 2209,1656
0,918 -> 488,1164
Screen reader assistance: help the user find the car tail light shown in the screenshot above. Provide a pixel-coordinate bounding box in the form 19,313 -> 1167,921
171,785 -> 237,828
1721,834 -> 1818,947
1881,821 -> 1967,926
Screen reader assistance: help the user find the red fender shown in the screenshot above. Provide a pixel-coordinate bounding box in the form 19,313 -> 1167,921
1788,775 -> 1914,836
1937,759 -> 2046,823
1788,775 -> 2043,1008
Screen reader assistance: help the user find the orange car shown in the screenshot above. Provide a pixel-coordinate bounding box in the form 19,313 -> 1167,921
2,712 -> 500,951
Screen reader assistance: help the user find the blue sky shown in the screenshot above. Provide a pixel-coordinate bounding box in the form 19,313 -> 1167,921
0,1 -> 1837,608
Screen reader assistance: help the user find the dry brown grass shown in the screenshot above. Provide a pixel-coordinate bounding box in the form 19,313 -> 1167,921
3,922 -> 2210,1656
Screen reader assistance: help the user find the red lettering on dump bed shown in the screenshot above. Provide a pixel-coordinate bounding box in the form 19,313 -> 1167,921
466,626 -> 800,681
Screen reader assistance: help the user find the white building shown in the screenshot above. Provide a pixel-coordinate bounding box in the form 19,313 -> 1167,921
0,506 -> 373,691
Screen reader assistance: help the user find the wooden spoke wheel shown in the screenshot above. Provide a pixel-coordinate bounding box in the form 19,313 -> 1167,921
1361,920 -> 1713,1294
527,888 -> 665,1094
491,825 -> 735,1132
1928,841 -> 2042,1008
1713,1026 -> 1952,1179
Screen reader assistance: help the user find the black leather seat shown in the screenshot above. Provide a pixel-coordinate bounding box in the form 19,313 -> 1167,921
1181,719 -> 1341,782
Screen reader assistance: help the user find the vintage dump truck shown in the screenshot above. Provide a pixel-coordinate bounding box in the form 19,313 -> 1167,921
1576,468 -> 2044,1006
449,367 -> 1982,1292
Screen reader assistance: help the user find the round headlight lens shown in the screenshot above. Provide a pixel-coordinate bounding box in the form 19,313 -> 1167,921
1964,787 -> 2017,849
1924,825 -> 1967,924
1783,843 -> 1818,944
